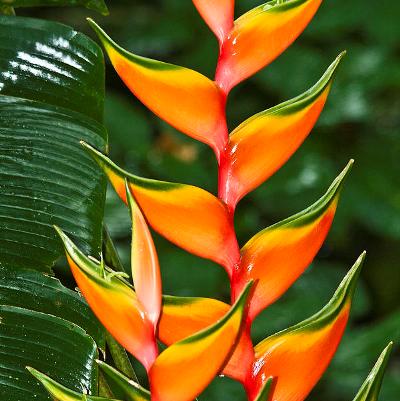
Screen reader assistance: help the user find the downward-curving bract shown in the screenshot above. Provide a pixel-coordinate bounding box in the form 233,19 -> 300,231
30,1 -> 394,401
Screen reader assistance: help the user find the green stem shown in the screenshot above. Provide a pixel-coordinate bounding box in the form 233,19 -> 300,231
106,332 -> 138,382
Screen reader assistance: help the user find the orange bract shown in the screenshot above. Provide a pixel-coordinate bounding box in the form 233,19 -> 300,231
55,228 -> 157,372
82,142 -> 240,275
247,253 -> 365,400
88,19 -> 227,158
220,53 -> 345,207
150,283 -> 252,401
233,161 -> 353,320
216,0 -> 323,93
126,182 -> 162,329
159,295 -> 255,383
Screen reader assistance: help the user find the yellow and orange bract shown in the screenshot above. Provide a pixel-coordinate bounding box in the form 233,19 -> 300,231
149,282 -> 253,401
55,227 -> 158,372
246,253 -> 365,401
220,52 -> 346,207
82,142 -> 240,275
215,0 -> 323,93
87,18 -> 228,158
159,295 -> 255,383
193,0 -> 234,44
126,181 -> 162,329
232,161 -> 353,320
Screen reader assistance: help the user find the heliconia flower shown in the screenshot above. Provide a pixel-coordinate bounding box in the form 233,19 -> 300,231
27,367 -> 120,401
192,0 -> 234,44
158,294 -> 255,383
87,18 -> 228,158
219,52 -> 346,208
215,0 -> 323,93
55,227 -> 158,372
97,360 -> 151,401
81,142 -> 240,275
352,342 -> 393,401
245,252 -> 365,401
149,282 -> 253,401
232,160 -> 353,320
126,181 -> 162,329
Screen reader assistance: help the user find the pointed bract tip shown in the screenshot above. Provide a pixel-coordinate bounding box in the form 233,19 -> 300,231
331,159 -> 354,192
26,366 -> 47,385
340,251 -> 366,298
80,141 -> 105,162
26,366 -> 37,376
329,50 -> 347,71
86,18 -> 116,52
53,225 -> 68,244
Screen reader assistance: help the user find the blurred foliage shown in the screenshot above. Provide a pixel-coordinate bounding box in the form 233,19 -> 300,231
20,1 -> 400,400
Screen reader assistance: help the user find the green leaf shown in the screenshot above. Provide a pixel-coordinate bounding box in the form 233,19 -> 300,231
0,266 -> 105,351
0,305 -> 98,401
0,0 -> 108,14
0,16 -> 107,272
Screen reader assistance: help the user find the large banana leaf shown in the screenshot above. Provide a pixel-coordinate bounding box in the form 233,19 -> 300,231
0,266 -> 105,350
0,305 -> 98,401
0,16 -> 107,272
0,0 -> 108,14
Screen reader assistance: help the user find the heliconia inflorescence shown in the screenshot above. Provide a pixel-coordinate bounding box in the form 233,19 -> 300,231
30,1 -> 394,401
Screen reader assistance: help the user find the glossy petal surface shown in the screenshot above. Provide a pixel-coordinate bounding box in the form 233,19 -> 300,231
126,182 -> 162,328
352,343 -> 393,401
234,161 -> 353,320
192,0 -> 234,43
159,295 -> 254,382
98,361 -> 151,401
83,143 -> 240,274
88,19 -> 227,155
216,0 -> 323,92
222,53 -> 345,207
246,253 -> 365,401
56,228 -> 157,371
150,283 -> 252,401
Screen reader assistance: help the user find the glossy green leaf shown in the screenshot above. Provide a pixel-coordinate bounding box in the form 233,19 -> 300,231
0,266 -> 105,351
0,305 -> 98,401
0,0 -> 108,14
0,16 -> 107,272
352,342 -> 393,401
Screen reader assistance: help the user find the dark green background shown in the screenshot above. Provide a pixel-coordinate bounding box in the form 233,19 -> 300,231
20,1 -> 400,400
